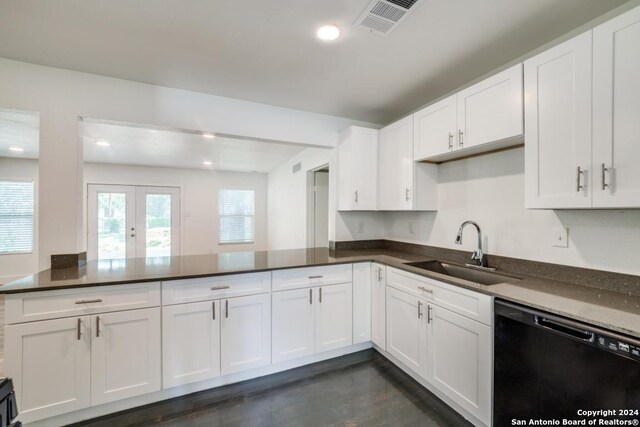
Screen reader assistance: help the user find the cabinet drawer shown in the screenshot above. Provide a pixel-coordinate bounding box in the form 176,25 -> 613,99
162,272 -> 271,305
386,267 -> 492,325
5,282 -> 160,324
272,264 -> 352,291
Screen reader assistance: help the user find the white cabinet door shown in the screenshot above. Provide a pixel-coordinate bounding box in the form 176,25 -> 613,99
386,287 -> 426,375
593,6 -> 640,208
371,263 -> 386,349
221,293 -> 271,375
91,308 -> 161,406
5,317 -> 91,421
162,301 -> 220,388
378,116 -> 414,211
413,95 -> 458,160
338,126 -> 378,211
315,283 -> 353,353
427,305 -> 492,425
271,288 -> 315,363
457,63 -> 523,150
352,263 -> 372,344
524,32 -> 593,209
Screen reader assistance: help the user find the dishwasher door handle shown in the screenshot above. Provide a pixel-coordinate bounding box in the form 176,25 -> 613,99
534,316 -> 594,342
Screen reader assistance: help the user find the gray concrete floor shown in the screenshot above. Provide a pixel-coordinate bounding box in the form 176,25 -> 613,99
73,350 -> 472,427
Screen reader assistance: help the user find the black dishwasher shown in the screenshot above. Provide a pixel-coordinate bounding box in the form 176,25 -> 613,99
494,300 -> 640,426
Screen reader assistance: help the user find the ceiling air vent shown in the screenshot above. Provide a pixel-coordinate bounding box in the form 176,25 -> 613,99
354,0 -> 424,36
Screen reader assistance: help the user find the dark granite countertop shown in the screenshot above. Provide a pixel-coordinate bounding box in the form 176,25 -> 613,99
1,247 -> 639,339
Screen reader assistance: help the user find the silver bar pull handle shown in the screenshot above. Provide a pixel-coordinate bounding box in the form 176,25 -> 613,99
319,287 -> 323,304
448,133 -> 454,150
601,163 -> 609,191
77,318 -> 82,340
225,300 -> 229,318
96,316 -> 101,338
576,166 -> 585,192
354,190 -> 358,203
211,286 -> 230,291
308,275 -> 323,279
405,187 -> 411,201
427,305 -> 433,324
212,301 -> 216,320
418,301 -> 423,319
377,267 -> 383,282
309,288 -> 313,305
458,130 -> 464,148
418,286 -> 433,294
75,299 -> 103,304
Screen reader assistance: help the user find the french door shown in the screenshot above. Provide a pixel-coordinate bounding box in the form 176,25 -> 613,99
87,184 -> 180,260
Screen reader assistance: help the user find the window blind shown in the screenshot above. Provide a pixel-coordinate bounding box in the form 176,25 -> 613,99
218,189 -> 255,244
0,180 -> 35,254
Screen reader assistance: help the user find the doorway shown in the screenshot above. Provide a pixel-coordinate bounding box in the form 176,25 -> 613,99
87,184 -> 181,260
306,166 -> 329,248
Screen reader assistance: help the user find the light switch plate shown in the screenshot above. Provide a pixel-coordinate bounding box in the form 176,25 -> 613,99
552,227 -> 569,248
409,222 -> 415,234
357,221 -> 364,233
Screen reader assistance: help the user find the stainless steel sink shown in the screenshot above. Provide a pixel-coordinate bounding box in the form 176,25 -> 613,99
404,261 -> 522,286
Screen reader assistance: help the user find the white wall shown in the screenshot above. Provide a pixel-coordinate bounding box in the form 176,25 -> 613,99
267,148 -> 331,250
383,148 -> 640,276
0,158 -> 39,283
0,57 -> 377,269
84,163 -> 268,256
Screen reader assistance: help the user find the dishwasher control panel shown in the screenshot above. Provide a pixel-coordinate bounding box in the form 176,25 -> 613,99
597,334 -> 640,361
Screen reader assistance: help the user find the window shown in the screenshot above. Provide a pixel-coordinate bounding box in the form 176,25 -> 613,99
218,189 -> 254,244
0,180 -> 35,254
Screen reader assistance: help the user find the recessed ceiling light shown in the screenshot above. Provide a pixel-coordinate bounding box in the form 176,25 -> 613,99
317,25 -> 340,41
96,141 -> 110,146
202,133 -> 215,139
203,161 -> 212,166
8,147 -> 24,152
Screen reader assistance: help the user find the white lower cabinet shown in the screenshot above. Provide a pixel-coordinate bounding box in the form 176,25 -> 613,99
272,287 -> 315,363
315,283 -> 353,353
5,316 -> 92,420
427,305 -> 492,425
371,263 -> 386,349
91,308 -> 161,406
386,286 -> 427,375
162,301 -> 221,388
352,263 -> 372,345
272,282 -> 353,363
221,293 -> 271,375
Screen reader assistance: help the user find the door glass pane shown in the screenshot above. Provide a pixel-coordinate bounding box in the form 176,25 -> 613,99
97,192 -> 127,259
145,193 -> 171,257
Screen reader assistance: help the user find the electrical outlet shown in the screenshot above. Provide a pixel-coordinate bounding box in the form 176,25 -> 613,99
552,228 -> 569,248
409,222 -> 415,234
357,221 -> 364,234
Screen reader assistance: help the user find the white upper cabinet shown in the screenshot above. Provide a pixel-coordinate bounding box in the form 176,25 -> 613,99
413,95 -> 458,160
337,126 -> 378,211
378,115 -> 438,211
524,32 -> 593,209
593,6 -> 640,208
526,5 -> 640,210
456,63 -> 523,150
413,64 -> 523,162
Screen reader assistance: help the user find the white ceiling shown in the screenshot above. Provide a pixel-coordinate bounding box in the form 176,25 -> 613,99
81,120 -> 311,173
0,0 -> 628,124
0,108 -> 39,160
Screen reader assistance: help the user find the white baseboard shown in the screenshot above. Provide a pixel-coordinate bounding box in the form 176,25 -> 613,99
23,342 -> 373,427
